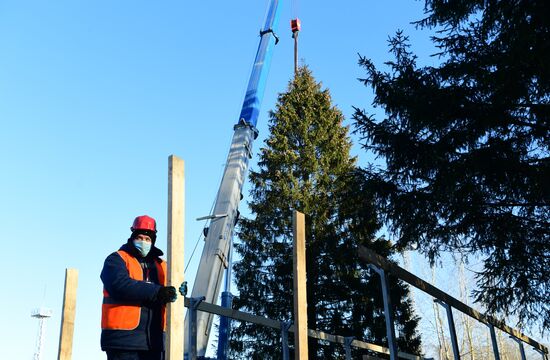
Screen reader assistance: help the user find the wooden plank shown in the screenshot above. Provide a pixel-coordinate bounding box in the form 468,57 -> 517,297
293,210 -> 309,360
358,246 -> 548,354
166,155 -> 185,360
57,268 -> 78,360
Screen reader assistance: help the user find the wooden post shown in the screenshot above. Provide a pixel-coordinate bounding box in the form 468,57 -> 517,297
167,155 -> 185,360
57,268 -> 78,360
292,210 -> 309,360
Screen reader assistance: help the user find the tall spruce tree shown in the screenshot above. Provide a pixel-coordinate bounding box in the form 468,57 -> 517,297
353,1 -> 549,328
230,66 -> 421,359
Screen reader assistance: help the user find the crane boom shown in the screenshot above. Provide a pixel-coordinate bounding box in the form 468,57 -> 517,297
185,1 -> 282,357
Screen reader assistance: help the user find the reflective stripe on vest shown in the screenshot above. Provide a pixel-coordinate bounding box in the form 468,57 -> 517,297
101,250 -> 167,330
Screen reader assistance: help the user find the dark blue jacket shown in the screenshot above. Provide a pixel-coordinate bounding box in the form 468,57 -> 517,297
100,242 -> 165,351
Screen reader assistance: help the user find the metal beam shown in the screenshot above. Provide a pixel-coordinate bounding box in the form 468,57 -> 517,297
188,297 -> 205,360
369,265 -> 398,360
217,291 -> 233,360
435,300 -> 460,360
344,337 -> 354,360
487,324 -> 501,360
535,348 -> 549,360
510,336 -> 527,360
281,321 -> 291,360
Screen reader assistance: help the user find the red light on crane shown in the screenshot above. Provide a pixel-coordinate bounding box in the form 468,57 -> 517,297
291,18 -> 301,33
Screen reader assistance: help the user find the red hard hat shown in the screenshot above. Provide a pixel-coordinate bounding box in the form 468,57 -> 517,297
131,215 -> 157,233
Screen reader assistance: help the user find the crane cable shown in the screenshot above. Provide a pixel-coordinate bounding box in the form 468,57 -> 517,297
184,130 -> 236,275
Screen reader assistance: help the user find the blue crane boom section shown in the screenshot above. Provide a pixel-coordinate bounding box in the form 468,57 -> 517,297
238,0 -> 280,128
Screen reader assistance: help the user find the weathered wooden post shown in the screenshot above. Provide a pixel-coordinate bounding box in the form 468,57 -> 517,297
292,210 -> 309,360
57,268 -> 78,360
166,155 -> 185,360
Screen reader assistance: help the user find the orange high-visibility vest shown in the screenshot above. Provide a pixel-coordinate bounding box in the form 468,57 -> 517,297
102,250 -> 167,330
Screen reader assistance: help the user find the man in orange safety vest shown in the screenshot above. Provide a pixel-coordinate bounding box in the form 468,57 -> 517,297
100,215 -> 177,360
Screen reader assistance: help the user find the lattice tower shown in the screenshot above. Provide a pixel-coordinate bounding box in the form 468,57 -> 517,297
31,307 -> 52,360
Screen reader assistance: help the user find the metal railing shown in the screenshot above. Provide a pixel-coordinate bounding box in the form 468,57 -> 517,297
183,297 -> 428,360
182,246 -> 549,360
358,246 -> 549,360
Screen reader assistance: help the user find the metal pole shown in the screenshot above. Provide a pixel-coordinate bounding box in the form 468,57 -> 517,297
510,336 -> 527,360
281,321 -> 292,360
368,265 -> 398,360
535,349 -> 548,360
344,336 -> 354,360
487,324 -> 501,360
188,297 -> 205,360
519,342 -> 527,360
293,31 -> 298,75
435,300 -> 460,360
216,291 -> 234,360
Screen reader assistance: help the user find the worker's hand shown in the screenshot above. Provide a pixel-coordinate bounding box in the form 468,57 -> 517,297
157,286 -> 177,303
179,281 -> 188,297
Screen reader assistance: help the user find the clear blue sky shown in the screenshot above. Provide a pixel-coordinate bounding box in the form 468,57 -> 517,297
2,1 -> 544,359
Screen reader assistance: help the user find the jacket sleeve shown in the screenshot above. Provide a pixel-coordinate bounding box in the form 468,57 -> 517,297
100,252 -> 160,302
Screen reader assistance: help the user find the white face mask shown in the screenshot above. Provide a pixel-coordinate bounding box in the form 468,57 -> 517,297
133,240 -> 152,257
